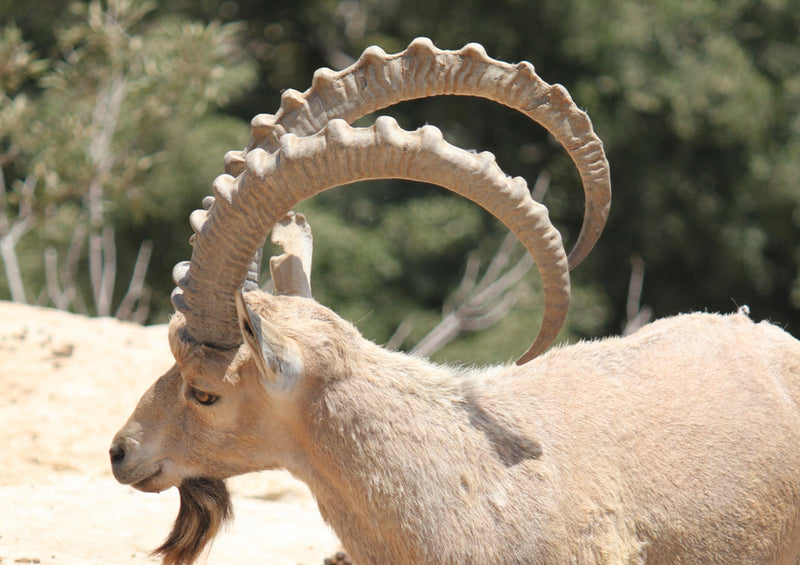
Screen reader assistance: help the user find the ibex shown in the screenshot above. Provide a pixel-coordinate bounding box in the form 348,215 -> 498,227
110,38 -> 800,564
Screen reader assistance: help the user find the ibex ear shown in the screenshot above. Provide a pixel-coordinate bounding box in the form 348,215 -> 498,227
234,291 -> 302,390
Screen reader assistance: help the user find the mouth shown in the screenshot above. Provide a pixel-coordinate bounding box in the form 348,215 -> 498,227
131,466 -> 164,492
113,462 -> 166,492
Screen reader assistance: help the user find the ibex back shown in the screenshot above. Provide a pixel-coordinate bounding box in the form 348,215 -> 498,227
110,38 -> 800,564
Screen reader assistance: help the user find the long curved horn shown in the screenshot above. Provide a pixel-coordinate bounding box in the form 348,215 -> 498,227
173,117 -> 568,364
223,37 -> 610,269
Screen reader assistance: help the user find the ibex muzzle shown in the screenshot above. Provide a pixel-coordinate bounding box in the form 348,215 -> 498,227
111,38 -> 800,565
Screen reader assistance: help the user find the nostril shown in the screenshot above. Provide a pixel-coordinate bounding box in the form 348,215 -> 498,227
109,444 -> 125,464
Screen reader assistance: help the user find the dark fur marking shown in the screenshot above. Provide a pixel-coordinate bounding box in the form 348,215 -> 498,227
467,403 -> 542,467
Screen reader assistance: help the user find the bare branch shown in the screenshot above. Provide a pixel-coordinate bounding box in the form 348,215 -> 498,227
471,235 -> 534,304
0,233 -> 31,302
443,252 -> 481,316
386,318 -> 415,351
87,75 -> 127,200
531,171 -> 550,203
622,255 -> 652,335
410,313 -> 462,358
85,74 -> 126,316
116,239 -> 153,321
0,174 -> 37,303
400,173 -> 549,357
45,220 -> 92,313
409,233 -> 536,358
89,228 -> 118,316
130,287 -> 151,325
65,223 -> 89,314
461,287 -> 522,331
44,247 -> 68,310
98,225 -> 117,316
472,232 -> 518,297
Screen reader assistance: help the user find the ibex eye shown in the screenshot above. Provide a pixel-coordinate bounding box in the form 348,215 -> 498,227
190,387 -> 219,406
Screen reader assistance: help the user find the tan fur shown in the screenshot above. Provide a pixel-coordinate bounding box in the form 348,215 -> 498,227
111,293 -> 800,564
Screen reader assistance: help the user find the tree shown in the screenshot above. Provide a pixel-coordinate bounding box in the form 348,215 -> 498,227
3,0 -> 798,364
179,0 -> 799,357
0,0 -> 256,319
0,25 -> 47,303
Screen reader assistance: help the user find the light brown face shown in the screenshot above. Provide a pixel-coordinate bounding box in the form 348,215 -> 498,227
109,296 -> 317,565
109,317 -> 299,493
110,363 -> 186,492
109,292 -> 353,495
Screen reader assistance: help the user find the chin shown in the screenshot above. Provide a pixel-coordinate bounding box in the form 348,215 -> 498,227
124,461 -> 182,494
132,471 -> 172,493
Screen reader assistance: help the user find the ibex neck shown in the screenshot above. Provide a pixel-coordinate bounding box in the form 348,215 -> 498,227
293,347 -> 538,563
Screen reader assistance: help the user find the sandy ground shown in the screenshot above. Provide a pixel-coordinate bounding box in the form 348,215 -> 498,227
0,301 -> 342,564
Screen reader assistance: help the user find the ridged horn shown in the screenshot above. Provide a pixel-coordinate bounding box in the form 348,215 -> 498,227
174,117 -> 569,364
228,37 -> 610,269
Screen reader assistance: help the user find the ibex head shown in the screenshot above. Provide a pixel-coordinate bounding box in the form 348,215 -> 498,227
110,38 -> 610,565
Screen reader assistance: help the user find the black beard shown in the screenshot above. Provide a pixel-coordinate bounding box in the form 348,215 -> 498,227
152,477 -> 233,565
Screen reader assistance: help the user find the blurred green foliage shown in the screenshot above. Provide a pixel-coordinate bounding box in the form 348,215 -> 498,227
1,0 -> 799,363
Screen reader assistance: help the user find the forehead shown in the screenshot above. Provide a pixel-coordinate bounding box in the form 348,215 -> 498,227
177,344 -> 243,388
